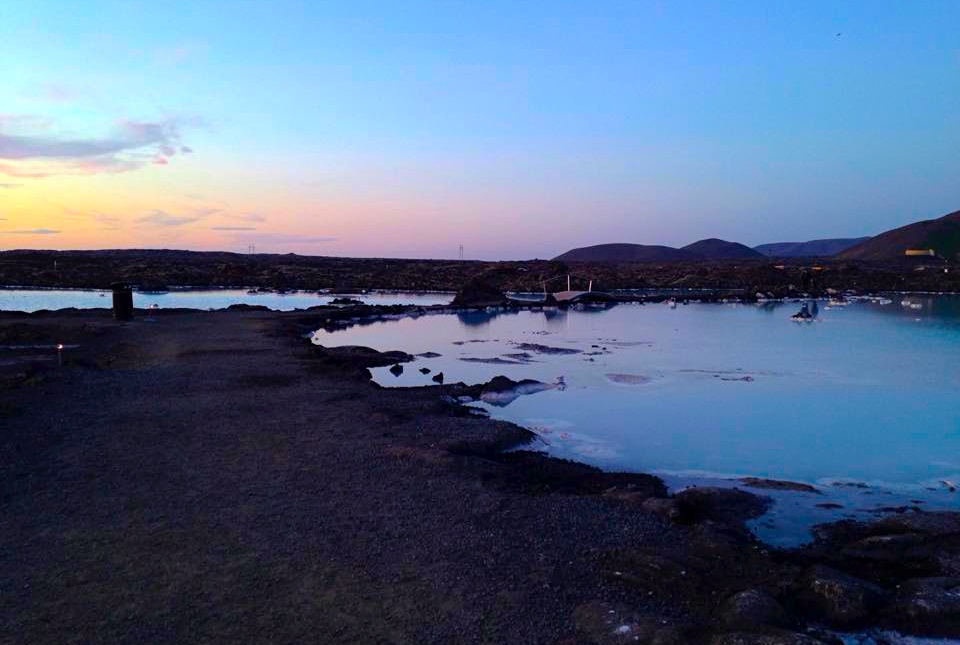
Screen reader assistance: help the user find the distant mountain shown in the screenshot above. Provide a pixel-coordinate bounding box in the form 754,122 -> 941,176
681,238 -> 763,260
754,237 -> 870,258
837,209 -> 960,261
553,243 -> 697,263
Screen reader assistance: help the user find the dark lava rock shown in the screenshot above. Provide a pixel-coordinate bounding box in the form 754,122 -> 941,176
389,363 -> 403,376
719,589 -> 792,630
809,511 -> 960,581
640,497 -> 683,521
225,303 -> 270,312
448,375 -> 561,407
840,532 -> 926,563
418,367 -> 431,374
459,357 -> 524,364
794,564 -> 887,626
312,344 -> 413,370
673,487 -> 771,528
873,511 -> 960,537
597,548 -> 704,597
416,351 -> 442,358
888,577 -> 960,635
572,601 -> 679,645
431,372 -> 444,383
451,273 -> 506,307
455,450 -> 667,497
710,631 -> 830,645
513,342 -> 582,355
739,478 -> 820,494
481,375 -> 532,393
329,297 -> 364,306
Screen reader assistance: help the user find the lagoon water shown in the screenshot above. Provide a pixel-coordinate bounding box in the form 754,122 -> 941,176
313,297 -> 960,545
0,288 -> 451,312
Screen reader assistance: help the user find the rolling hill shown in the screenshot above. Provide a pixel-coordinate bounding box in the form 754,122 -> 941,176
681,238 -> 764,259
553,239 -> 761,262
837,210 -> 960,261
552,243 -> 697,263
754,237 -> 870,258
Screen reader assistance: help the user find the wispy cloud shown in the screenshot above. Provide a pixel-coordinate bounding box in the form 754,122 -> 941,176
226,212 -> 266,223
0,182 -> 22,189
0,115 -> 197,177
212,225 -> 257,231
135,209 -> 207,227
49,203 -> 123,230
8,228 -> 60,235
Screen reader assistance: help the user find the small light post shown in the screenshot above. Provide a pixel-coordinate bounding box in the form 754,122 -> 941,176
57,343 -> 64,367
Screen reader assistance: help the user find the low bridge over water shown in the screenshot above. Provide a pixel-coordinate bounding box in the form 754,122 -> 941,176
506,274 -> 614,305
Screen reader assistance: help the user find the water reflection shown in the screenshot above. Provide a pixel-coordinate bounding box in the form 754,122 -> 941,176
0,288 -> 452,312
313,297 -> 960,545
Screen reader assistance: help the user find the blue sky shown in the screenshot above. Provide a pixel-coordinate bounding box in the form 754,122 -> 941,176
1,0 -> 959,258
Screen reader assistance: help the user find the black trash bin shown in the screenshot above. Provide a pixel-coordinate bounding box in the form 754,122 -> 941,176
111,282 -> 133,320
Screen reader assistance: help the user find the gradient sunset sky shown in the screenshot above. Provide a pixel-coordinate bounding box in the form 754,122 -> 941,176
2,1 -> 959,259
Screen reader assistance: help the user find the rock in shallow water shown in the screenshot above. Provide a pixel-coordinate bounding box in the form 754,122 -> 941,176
605,373 -> 652,385
673,487 -> 771,528
512,342 -> 582,355
478,375 -> 561,406
739,477 -> 821,494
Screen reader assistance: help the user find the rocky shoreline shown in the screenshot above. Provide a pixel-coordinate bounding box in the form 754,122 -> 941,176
2,303 -> 958,644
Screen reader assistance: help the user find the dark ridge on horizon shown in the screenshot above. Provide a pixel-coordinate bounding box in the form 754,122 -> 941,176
553,207 -> 959,263
681,238 -> 763,259
837,209 -> 960,261
754,237 -> 870,258
553,238 -> 762,263
552,243 -> 698,263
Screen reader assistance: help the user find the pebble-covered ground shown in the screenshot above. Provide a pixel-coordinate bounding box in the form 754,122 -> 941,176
1,307 -> 958,645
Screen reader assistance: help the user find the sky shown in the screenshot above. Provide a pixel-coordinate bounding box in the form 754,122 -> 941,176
1,0 -> 959,260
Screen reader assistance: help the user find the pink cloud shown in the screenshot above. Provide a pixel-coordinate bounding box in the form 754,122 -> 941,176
0,115 -> 196,177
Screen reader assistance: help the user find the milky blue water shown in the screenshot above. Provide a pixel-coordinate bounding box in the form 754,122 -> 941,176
313,297 -> 960,545
0,288 -> 451,312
